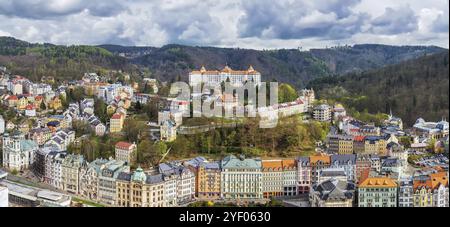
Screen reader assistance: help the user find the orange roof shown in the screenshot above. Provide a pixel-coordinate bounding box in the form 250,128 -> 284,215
262,160 -> 283,170
115,141 -> 134,149
310,153 -> 331,165
262,159 -> 296,171
430,172 -> 448,189
413,179 -> 432,191
359,177 -> 397,188
354,136 -> 365,142
35,95 -> 43,101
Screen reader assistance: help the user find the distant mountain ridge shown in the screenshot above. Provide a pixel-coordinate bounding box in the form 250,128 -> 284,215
103,43 -> 446,87
0,36 -> 447,88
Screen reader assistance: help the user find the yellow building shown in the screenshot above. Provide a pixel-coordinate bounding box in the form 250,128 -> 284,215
116,168 -> 165,207
413,179 -> 433,207
48,96 -> 62,110
110,113 -> 124,133
197,162 -> 221,200
17,96 -> 28,110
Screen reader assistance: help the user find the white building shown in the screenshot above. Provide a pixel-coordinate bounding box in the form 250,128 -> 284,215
158,110 -> 183,126
221,155 -> 263,200
160,120 -> 177,142
159,163 -> 196,205
189,65 -> 261,87
2,132 -> 39,171
44,152 -> 66,190
313,104 -> 332,122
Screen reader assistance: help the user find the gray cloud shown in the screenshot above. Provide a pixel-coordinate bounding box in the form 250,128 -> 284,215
237,0 -> 369,40
371,6 -> 418,34
0,0 -> 447,49
431,10 -> 449,33
0,0 -> 126,19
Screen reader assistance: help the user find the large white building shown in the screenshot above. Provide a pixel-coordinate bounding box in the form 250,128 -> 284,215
220,155 -> 263,200
159,163 -> 196,205
44,152 -> 66,189
189,65 -> 261,87
2,132 -> 39,171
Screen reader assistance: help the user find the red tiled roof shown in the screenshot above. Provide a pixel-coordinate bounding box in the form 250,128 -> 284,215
115,141 -> 134,149
111,113 -> 122,120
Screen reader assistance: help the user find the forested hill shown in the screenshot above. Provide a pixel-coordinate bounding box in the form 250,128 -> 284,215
309,51 -> 449,126
0,37 -> 132,82
0,36 -> 447,88
124,43 -> 445,88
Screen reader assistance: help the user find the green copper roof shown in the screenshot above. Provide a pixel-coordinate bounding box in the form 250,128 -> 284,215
132,167 -> 147,182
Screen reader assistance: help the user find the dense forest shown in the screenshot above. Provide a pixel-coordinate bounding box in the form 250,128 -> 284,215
1,37 -> 445,89
123,43 -> 445,88
0,37 -> 133,82
309,51 -> 449,126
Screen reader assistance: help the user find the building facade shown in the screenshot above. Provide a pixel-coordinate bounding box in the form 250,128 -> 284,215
358,177 -> 398,207
221,155 -> 263,200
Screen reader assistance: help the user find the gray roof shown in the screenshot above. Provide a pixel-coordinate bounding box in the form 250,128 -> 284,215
312,179 -> 355,201
331,154 -> 356,165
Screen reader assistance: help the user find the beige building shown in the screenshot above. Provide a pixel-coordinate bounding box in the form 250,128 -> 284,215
61,154 -> 85,194
116,168 -> 165,207
115,142 -> 137,165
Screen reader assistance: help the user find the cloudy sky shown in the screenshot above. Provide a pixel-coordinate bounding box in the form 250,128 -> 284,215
0,0 -> 448,49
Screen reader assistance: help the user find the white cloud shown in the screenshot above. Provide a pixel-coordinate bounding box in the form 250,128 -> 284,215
0,0 -> 447,49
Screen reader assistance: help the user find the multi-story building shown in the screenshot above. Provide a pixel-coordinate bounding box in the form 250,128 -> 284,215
189,65 -> 261,87
185,157 -> 221,200
116,168 -> 166,207
358,177 -> 398,207
398,177 -> 414,207
327,134 -> 354,154
109,113 -> 124,133
296,157 -> 312,194
159,163 -> 196,205
329,154 -> 356,182
44,151 -> 66,189
413,118 -> 449,140
2,132 -> 39,171
261,159 -> 297,198
221,155 -> 263,200
160,119 -> 177,142
413,172 -> 449,207
79,159 -> 108,201
354,136 -> 387,155
61,154 -> 85,194
115,142 -> 137,165
28,128 -> 52,146
355,155 -> 372,184
310,153 -> 331,184
310,179 -> 356,207
33,147 -> 59,181
98,160 -> 130,206
313,104 -> 332,122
